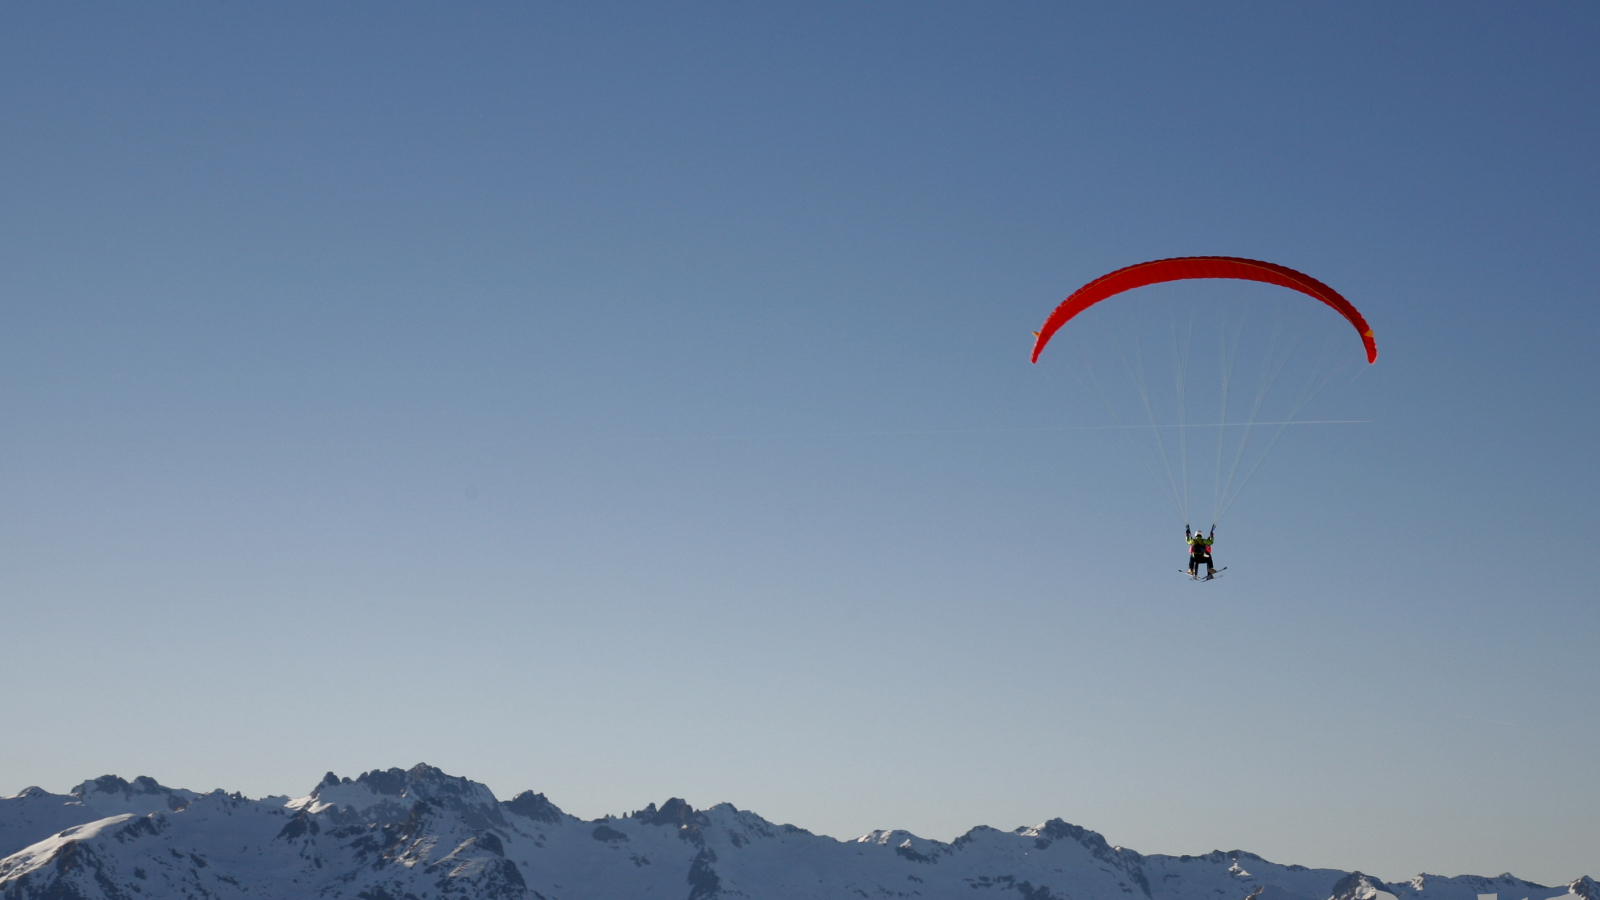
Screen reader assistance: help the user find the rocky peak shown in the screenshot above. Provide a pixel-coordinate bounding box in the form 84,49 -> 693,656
505,791 -> 565,824
1020,819 -> 1151,897
1329,872 -> 1394,900
70,775 -> 194,815
636,798 -> 707,829
297,764 -> 507,832
1028,819 -> 1115,854
356,764 -> 434,796
631,797 -> 709,844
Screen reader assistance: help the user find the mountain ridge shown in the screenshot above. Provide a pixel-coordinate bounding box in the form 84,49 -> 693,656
0,763 -> 1589,900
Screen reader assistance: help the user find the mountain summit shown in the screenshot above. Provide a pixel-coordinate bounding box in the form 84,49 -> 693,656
0,764 -> 1588,900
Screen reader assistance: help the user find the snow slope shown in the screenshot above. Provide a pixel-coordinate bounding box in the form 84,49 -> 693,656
0,764 -> 1590,900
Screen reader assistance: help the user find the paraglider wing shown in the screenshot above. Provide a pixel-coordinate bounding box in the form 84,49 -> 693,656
1029,257 -> 1376,364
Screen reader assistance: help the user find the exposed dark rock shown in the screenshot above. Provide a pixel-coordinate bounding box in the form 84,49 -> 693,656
686,848 -> 720,900
475,832 -> 506,857
1329,872 -> 1391,900
505,791 -> 564,824
276,811 -> 320,841
79,776 -> 130,797
1014,881 -> 1064,900
357,769 -> 411,797
638,798 -> 709,844
54,840 -> 88,874
896,842 -> 938,864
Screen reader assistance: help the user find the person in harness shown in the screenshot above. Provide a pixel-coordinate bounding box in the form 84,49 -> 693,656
1186,525 -> 1216,579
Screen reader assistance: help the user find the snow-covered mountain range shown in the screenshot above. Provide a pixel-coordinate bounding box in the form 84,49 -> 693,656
0,764 -> 1590,900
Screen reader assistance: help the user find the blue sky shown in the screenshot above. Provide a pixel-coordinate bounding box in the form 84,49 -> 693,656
1,1 -> 1596,884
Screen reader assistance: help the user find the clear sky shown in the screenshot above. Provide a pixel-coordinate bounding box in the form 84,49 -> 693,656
2,1 -> 1596,885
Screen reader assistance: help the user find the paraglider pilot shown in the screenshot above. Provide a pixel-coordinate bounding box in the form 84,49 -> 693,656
1186,525 -> 1216,580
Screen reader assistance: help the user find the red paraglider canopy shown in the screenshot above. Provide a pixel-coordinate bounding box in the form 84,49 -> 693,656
1030,257 -> 1376,364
